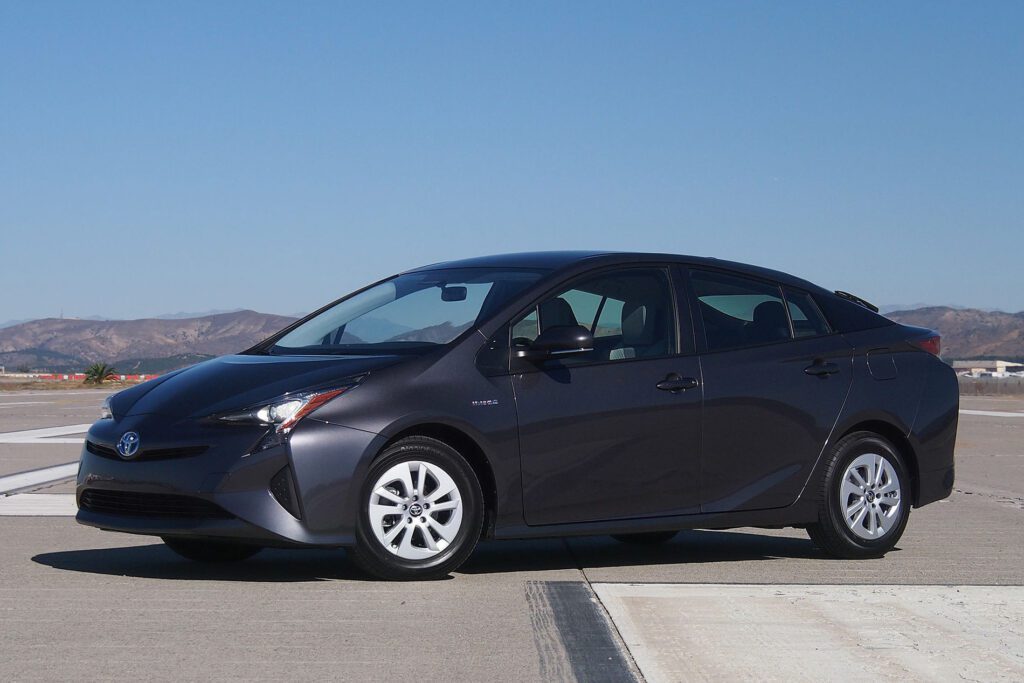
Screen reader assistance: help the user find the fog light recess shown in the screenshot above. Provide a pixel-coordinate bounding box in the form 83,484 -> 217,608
270,466 -> 302,519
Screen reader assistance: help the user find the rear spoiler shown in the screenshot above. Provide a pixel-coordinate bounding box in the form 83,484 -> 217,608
833,290 -> 879,313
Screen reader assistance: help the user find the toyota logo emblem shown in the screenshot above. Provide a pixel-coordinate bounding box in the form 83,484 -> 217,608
116,432 -> 141,459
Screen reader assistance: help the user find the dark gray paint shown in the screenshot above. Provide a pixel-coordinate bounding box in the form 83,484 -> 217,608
76,251 -> 958,551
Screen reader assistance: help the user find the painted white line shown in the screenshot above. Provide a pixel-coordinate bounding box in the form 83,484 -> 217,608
960,409 -> 1024,418
0,401 -> 52,407
0,423 -> 92,444
593,583 -> 1024,682
0,493 -> 77,516
0,463 -> 78,494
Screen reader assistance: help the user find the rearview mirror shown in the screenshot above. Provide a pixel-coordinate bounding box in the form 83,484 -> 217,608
441,286 -> 468,302
514,325 -> 594,362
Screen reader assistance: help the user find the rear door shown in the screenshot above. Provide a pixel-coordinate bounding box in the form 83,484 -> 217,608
512,265 -> 703,525
686,268 -> 853,512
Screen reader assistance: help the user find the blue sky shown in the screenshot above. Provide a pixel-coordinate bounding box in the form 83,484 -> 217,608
2,1 -> 1021,320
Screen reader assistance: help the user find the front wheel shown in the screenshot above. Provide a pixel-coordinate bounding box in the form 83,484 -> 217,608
349,436 -> 484,580
162,537 -> 262,562
807,432 -> 911,559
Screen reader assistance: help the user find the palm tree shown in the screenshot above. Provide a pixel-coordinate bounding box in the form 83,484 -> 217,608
84,362 -> 118,385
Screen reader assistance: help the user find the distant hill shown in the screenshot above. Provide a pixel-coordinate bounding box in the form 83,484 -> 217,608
2,305 -> 1022,373
0,310 -> 297,373
885,307 -> 1024,360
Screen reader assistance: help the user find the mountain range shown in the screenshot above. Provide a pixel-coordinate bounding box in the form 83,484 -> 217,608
883,307 -> 1024,360
0,310 -> 297,373
0,306 -> 1021,374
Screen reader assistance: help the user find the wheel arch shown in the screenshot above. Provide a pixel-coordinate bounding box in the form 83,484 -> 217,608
378,423 -> 498,538
837,420 -> 921,505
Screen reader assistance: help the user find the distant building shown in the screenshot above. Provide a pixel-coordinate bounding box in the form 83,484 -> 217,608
952,360 -> 1024,377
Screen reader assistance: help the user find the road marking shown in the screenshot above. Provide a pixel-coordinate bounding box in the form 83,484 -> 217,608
0,401 -> 52,407
0,423 -> 92,444
593,583 -> 1024,682
0,463 -> 78,494
0,493 -> 76,516
960,409 -> 1024,418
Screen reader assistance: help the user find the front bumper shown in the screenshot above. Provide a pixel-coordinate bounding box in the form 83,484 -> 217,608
76,416 -> 384,547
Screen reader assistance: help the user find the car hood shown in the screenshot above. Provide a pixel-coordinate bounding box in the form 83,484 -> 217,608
118,354 -> 405,419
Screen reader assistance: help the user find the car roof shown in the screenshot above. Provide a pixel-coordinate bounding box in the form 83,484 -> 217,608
408,250 -> 826,292
405,251 -> 609,272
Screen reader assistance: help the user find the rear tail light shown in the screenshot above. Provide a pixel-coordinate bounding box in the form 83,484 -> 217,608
910,335 -> 941,356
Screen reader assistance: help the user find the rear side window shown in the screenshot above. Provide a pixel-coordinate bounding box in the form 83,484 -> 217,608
784,288 -> 831,338
690,270 -> 790,351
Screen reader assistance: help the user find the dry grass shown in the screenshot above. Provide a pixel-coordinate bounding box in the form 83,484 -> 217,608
0,378 -> 144,392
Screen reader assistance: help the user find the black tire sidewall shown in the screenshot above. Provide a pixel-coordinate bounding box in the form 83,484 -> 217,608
353,438 -> 483,577
824,434 -> 910,553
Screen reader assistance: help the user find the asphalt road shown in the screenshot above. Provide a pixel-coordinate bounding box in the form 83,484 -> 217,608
0,389 -> 1021,681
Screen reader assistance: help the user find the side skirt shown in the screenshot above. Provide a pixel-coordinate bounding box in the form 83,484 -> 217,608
491,500 -> 818,540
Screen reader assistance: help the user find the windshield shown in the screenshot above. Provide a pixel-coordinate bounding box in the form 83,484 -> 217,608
270,268 -> 546,355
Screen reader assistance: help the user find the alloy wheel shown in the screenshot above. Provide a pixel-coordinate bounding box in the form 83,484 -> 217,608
367,460 -> 464,560
839,452 -> 902,540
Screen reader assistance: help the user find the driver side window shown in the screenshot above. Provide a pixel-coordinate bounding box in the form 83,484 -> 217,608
511,267 -> 677,363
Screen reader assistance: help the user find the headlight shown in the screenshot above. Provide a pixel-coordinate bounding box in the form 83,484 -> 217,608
100,396 -> 114,420
216,387 -> 349,434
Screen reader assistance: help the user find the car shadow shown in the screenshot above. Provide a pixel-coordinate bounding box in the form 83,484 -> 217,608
33,530 -> 833,582
32,544 -> 374,582
460,530 -> 826,575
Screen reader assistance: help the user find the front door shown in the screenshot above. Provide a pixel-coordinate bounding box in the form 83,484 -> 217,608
511,266 -> 702,525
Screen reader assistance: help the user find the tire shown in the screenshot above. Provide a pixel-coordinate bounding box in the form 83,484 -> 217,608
611,531 -> 677,545
162,537 -> 262,562
807,431 -> 911,559
349,436 -> 484,581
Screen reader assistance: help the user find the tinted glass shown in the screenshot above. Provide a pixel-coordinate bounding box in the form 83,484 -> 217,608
691,269 -> 791,351
512,267 -> 677,362
273,268 -> 545,355
784,288 -> 831,338
815,293 -> 892,333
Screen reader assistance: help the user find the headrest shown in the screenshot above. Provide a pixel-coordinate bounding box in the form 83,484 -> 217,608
621,301 -> 656,345
753,300 -> 788,330
538,298 -> 579,331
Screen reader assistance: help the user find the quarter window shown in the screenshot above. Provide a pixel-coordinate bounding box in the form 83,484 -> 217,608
784,288 -> 831,338
691,270 -> 791,351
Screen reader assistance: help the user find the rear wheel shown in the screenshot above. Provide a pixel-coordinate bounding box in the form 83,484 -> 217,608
807,431 -> 911,559
162,537 -> 261,562
611,531 -> 677,545
350,436 -> 484,581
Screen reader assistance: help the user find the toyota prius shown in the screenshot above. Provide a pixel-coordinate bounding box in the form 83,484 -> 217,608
77,252 -> 957,580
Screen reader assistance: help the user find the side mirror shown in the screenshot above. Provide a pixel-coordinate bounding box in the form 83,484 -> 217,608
515,325 -> 594,362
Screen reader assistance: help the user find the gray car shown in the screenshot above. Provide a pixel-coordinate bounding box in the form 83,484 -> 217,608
77,251 -> 958,580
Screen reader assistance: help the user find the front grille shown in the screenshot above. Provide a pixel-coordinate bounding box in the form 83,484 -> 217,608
85,441 -> 117,458
79,489 -> 233,519
140,445 -> 209,459
86,440 -> 208,461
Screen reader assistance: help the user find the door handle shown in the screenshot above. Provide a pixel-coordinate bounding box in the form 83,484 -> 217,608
804,360 -> 840,377
656,374 -> 699,392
